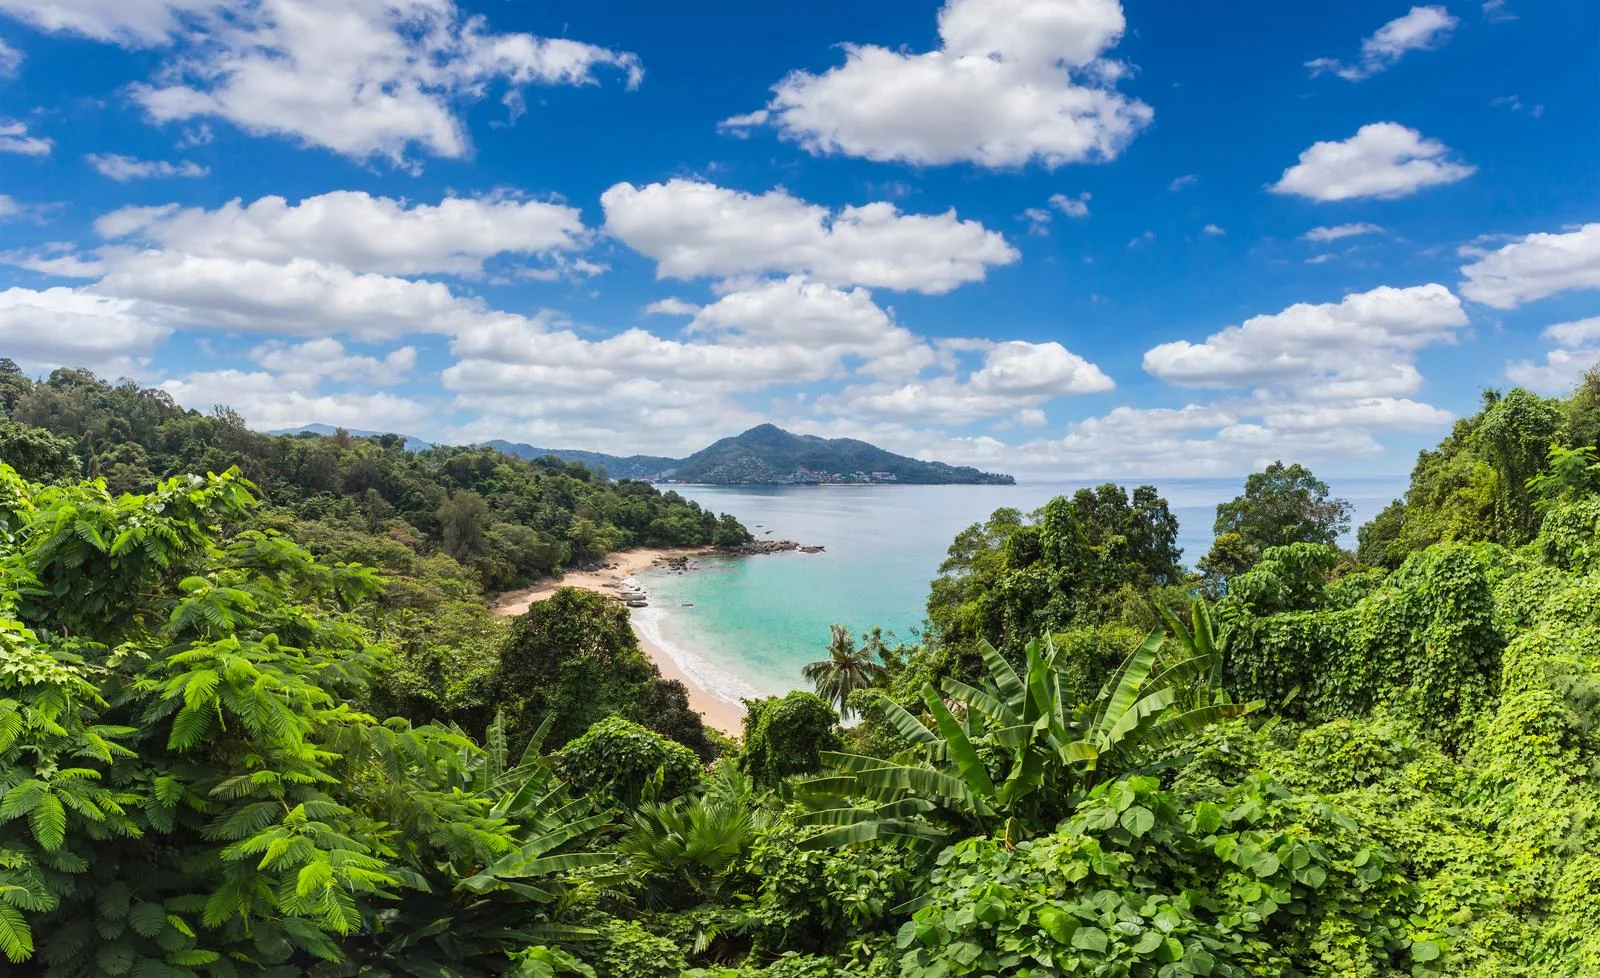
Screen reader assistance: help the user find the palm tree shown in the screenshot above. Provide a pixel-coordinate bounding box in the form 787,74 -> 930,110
803,623 -> 886,719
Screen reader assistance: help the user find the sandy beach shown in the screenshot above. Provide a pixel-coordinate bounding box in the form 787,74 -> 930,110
490,548 -> 746,735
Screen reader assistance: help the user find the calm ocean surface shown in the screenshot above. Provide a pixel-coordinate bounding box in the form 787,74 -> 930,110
631,477 -> 1405,707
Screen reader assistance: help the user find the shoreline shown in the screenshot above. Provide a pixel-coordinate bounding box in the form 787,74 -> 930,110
489,547 -> 746,736
489,547 -> 714,616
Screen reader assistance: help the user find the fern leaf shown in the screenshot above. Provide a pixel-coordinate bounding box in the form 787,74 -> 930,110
27,794 -> 65,851
0,902 -> 33,962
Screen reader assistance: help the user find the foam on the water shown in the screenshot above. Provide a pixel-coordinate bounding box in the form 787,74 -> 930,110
627,576 -> 760,706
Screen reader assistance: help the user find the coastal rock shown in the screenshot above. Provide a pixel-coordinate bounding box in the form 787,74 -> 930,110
720,539 -> 821,555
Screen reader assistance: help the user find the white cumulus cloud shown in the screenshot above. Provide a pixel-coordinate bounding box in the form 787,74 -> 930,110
721,0 -> 1152,169
1143,283 -> 1468,399
1458,223 -> 1600,309
0,0 -> 223,46
0,286 -> 171,370
841,340 -> 1112,425
2,0 -> 640,166
249,337 -> 417,385
97,190 -> 588,276
602,179 -> 1017,294
160,368 -> 434,433
1271,123 -> 1474,201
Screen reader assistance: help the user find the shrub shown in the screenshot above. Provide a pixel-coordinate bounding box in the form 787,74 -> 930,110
557,716 -> 702,808
739,692 -> 841,789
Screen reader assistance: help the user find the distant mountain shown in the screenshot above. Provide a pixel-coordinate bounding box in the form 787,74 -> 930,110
274,424 -> 1013,485
483,440 -> 679,480
672,424 -> 1013,485
269,424 -> 432,453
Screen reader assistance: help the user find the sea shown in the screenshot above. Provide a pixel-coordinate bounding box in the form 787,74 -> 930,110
631,477 -> 1407,708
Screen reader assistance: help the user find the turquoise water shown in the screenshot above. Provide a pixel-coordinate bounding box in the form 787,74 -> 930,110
633,478 -> 1406,707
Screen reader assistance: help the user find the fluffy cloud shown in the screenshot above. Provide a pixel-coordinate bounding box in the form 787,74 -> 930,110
160,368 -> 434,433
1271,123 -> 1474,201
86,153 -> 209,180
722,0 -> 1151,169
687,277 -> 918,359
602,179 -> 1017,294
1506,316 -> 1600,393
0,286 -> 171,369
1257,397 -> 1452,431
98,190 -> 587,276
1143,283 -> 1468,398
0,37 -> 20,74
842,340 -> 1112,425
0,119 -> 51,155
0,243 -> 105,278
1458,223 -> 1600,309
92,251 -> 478,339
2,0 -> 640,165
1306,5 -> 1457,81
249,338 -> 417,385
1303,222 -> 1384,243
931,398 -> 1417,479
0,0 -> 222,45
969,340 -> 1113,396
448,278 -> 938,398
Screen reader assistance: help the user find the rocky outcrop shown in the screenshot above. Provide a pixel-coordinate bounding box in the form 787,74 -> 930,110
719,539 -> 823,555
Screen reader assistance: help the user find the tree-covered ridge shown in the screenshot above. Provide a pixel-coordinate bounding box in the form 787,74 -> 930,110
0,362 -> 751,594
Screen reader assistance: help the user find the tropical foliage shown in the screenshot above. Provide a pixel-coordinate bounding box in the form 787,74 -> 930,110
797,608 -> 1260,850
0,465 -> 608,975
802,624 -> 887,719
2,364 -> 1598,977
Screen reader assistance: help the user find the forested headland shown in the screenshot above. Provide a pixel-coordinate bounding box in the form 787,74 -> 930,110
1,360 -> 1598,977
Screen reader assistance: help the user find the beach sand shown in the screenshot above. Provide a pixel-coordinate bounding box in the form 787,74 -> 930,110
490,548 -> 746,735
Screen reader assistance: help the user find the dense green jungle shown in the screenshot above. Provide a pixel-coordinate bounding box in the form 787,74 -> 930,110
1,359 -> 1598,978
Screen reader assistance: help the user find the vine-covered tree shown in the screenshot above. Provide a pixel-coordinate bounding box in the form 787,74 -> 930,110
924,484 -> 1184,677
1200,461 -> 1352,585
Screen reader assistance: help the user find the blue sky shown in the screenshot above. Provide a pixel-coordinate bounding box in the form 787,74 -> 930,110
0,0 -> 1596,477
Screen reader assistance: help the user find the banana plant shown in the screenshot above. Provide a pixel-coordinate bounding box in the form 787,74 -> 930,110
796,600 -> 1262,850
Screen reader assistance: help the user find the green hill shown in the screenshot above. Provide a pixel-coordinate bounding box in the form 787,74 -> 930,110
487,425 -> 1013,484
670,424 -> 1014,485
